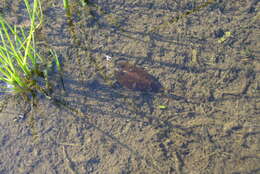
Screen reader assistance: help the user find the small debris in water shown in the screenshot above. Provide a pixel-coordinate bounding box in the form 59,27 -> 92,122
13,113 -> 26,122
105,55 -> 112,61
158,105 -> 167,109
115,61 -> 162,92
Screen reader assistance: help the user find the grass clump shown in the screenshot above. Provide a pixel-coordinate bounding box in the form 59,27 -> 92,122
0,0 -> 60,98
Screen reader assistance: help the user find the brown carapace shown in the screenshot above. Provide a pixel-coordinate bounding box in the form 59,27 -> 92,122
115,62 -> 162,92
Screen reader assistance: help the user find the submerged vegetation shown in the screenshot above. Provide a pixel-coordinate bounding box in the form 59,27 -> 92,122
0,0 -> 60,97
63,0 -> 89,9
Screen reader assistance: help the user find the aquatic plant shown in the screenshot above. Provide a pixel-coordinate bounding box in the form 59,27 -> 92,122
63,0 -> 90,11
0,0 -> 59,97
63,0 -> 69,10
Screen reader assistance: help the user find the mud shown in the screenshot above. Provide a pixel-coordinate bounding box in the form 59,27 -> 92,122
0,0 -> 259,173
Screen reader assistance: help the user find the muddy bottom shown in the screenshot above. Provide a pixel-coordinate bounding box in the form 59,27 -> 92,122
0,0 -> 259,174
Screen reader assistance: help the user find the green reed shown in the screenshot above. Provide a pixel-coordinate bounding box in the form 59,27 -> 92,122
63,0 -> 69,10
0,0 -> 59,96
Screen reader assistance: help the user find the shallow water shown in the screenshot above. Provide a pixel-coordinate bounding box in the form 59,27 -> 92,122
0,0 -> 259,173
